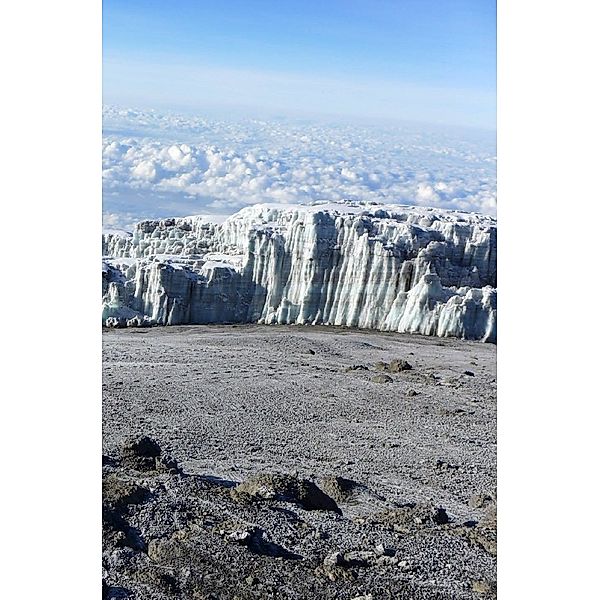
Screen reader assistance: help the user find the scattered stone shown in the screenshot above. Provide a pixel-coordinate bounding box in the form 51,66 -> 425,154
453,511 -> 497,556
136,565 -> 183,593
406,389 -> 418,397
103,501 -> 146,552
159,453 -> 182,474
472,579 -> 495,594
102,474 -> 150,508
323,552 -> 344,568
388,359 -> 413,372
231,472 -> 341,514
157,573 -> 180,594
370,503 -> 450,531
435,459 -> 460,471
344,364 -> 369,372
147,530 -> 193,562
120,435 -> 180,473
481,503 -> 497,528
431,507 -> 450,525
226,529 -> 253,545
341,550 -> 376,568
372,374 -> 393,384
320,476 -> 360,503
376,555 -> 399,567
123,435 -> 161,458
324,550 -> 377,569
121,435 -> 161,471
102,454 -> 117,467
307,348 -> 316,355
463,370 -> 475,377
374,544 -> 396,557
374,359 -> 412,373
469,493 -> 494,509
225,527 -> 301,559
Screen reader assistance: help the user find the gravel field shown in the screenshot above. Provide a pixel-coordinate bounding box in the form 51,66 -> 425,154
103,325 -> 497,600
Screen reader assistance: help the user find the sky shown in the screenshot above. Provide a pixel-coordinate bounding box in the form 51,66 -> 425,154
103,0 -> 496,130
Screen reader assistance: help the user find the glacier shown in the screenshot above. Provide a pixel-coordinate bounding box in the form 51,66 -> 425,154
102,202 -> 497,342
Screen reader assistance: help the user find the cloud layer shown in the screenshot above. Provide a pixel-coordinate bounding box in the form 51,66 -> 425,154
103,106 -> 496,229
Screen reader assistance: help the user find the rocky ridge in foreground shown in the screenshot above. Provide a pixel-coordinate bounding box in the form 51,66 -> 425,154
103,435 -> 496,600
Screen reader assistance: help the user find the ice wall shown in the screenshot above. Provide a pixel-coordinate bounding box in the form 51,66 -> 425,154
102,202 -> 497,342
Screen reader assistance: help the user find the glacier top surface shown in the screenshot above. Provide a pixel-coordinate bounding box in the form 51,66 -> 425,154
227,201 -> 496,224
105,202 -> 497,236
102,227 -> 133,238
102,201 -> 497,238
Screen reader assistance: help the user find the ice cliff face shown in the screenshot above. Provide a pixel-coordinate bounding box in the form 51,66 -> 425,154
102,202 -> 497,342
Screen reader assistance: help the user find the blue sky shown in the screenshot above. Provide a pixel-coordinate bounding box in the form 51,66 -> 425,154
103,0 -> 496,129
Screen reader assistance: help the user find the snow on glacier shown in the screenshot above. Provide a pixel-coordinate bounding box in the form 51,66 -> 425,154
102,202 -> 497,342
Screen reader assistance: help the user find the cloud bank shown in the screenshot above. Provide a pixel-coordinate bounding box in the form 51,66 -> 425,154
103,106 -> 496,229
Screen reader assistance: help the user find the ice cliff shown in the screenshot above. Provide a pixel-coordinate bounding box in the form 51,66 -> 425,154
102,202 -> 497,342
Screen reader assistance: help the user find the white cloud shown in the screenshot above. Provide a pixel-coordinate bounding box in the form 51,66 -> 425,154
103,106 -> 496,228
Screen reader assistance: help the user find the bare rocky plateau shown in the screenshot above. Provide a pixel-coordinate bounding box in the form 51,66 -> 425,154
103,325 -> 496,600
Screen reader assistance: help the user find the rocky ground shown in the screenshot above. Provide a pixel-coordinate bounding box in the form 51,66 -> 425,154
103,325 -> 497,600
